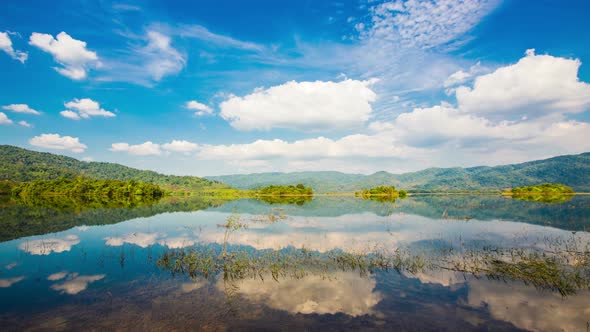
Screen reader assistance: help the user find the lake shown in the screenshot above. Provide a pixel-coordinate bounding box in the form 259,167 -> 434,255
0,195 -> 589,331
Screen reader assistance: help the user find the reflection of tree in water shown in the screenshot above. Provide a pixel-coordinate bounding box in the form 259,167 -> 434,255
257,195 -> 312,206
510,193 -> 574,204
158,215 -> 590,300
0,196 -> 230,242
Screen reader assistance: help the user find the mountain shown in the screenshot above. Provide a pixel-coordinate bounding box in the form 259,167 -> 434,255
207,152 -> 590,192
0,145 -> 219,190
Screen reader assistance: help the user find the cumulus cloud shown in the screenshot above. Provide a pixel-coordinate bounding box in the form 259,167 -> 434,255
29,32 -> 99,80
29,134 -> 87,153
185,100 -> 213,116
60,110 -> 81,120
361,0 -> 501,49
161,140 -> 199,153
0,112 -> 13,125
443,62 -> 487,88
50,273 -> 105,295
61,98 -> 115,119
18,120 -> 32,128
110,142 -> 162,156
19,235 -> 80,255
0,32 -> 27,63
220,79 -> 378,131
2,104 -> 41,115
198,134 -> 415,160
455,49 -> 590,117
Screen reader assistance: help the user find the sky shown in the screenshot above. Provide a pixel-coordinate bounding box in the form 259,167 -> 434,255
1,0 -> 590,176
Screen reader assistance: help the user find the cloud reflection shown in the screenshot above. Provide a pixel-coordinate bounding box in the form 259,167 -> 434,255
19,235 -> 80,255
216,271 -> 382,316
50,273 -> 105,295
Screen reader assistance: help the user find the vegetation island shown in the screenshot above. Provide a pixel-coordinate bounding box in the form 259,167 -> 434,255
254,184 -> 314,197
503,183 -> 575,204
355,186 -> 407,199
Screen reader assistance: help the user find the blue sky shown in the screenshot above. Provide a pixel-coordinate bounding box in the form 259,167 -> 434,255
1,0 -> 589,176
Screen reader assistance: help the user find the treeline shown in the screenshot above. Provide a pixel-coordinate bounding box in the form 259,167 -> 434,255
0,145 -> 219,191
256,184 -> 313,196
356,186 -> 407,198
12,177 -> 165,199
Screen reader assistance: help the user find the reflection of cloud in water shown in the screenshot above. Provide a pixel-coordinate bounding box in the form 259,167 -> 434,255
199,213 -> 590,255
50,273 -> 105,295
216,271 -> 382,316
467,280 -> 590,332
158,236 -> 197,249
19,235 -> 80,255
47,271 -> 69,281
0,277 -> 25,288
105,233 -> 159,248
181,279 -> 208,293
408,270 -> 466,287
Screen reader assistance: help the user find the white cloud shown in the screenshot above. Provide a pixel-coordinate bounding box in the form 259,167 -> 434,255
50,273 -> 105,295
220,79 -> 378,131
143,31 -> 185,81
456,49 -> 590,117
60,110 -> 81,120
2,104 -> 41,115
0,277 -> 25,288
29,134 -> 87,153
443,62 -> 487,88
62,98 -> 115,119
18,120 -> 32,128
29,32 -> 99,80
19,235 -> 80,255
185,100 -> 213,116
362,0 -> 501,49
162,140 -> 199,153
110,142 -> 162,156
0,32 -> 27,63
198,134 -> 415,160
0,112 -> 13,125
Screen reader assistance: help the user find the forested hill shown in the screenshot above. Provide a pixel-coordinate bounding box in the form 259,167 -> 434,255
0,145 -> 218,190
207,152 -> 590,193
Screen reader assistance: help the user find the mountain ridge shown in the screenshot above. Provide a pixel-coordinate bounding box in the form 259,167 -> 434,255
207,152 -> 590,192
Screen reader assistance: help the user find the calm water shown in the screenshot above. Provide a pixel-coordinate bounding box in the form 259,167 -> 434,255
0,195 -> 589,331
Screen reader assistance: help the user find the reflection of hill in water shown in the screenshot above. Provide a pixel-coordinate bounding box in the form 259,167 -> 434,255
0,196 -> 228,242
214,195 -> 590,231
2,194 -> 588,243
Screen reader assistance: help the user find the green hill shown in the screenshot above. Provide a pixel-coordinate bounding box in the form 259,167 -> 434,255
207,152 -> 590,193
0,145 -> 219,190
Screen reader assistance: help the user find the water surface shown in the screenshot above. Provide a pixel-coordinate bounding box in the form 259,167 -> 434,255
0,195 -> 589,331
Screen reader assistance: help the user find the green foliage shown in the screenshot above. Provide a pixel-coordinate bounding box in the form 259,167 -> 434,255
255,184 -> 313,196
507,183 -> 575,195
208,152 -> 590,192
12,177 -> 165,199
0,145 -> 221,191
504,183 -> 575,204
